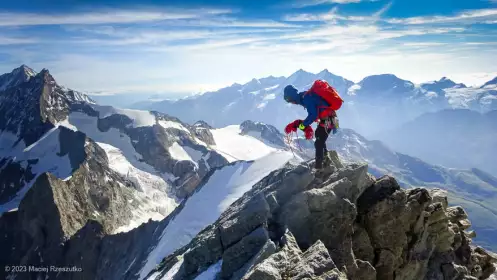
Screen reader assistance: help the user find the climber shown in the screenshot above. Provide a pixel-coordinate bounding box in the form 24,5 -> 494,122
283,80 -> 343,170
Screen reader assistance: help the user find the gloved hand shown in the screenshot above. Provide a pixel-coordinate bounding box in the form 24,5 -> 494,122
285,119 -> 302,134
303,125 -> 314,140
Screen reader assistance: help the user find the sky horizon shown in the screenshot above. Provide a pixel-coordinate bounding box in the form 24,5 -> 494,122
1,0 -> 497,95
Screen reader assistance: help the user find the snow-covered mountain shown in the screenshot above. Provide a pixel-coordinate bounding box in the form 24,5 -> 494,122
376,109 -> 497,175
482,77 -> 497,89
136,69 -> 497,138
133,69 -> 353,134
0,65 -> 36,92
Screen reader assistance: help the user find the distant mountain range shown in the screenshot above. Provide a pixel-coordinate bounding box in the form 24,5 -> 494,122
131,69 -> 497,138
376,109 -> 497,175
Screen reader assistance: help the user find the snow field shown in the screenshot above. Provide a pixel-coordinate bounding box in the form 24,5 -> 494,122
210,125 -> 277,162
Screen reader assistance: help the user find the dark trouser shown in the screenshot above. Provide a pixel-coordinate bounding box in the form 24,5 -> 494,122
314,120 -> 332,169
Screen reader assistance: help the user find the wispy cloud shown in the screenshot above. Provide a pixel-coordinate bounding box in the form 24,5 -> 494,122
293,0 -> 375,8
373,1 -> 392,17
65,25 -> 296,47
0,36 -> 37,45
402,42 -> 448,47
386,8 -> 497,24
161,18 -> 299,28
0,9 -> 232,26
284,2 -> 391,22
283,7 -> 339,22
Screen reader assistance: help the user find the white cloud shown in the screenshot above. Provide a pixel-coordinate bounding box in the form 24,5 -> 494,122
283,7 -> 339,22
162,18 -> 299,28
64,26 -> 295,47
0,36 -> 37,45
147,37 -> 270,51
402,42 -> 447,47
386,8 -> 497,25
373,1 -> 392,17
0,9 -> 232,26
284,2 -> 390,22
293,0 -> 374,8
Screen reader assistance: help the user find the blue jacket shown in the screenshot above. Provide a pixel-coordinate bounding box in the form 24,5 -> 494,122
293,92 -> 331,127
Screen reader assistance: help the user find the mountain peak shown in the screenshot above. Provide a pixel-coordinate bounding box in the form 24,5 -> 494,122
318,69 -> 330,74
482,76 -> 497,88
422,77 -> 466,91
286,69 -> 316,88
359,74 -> 413,90
249,78 -> 261,84
0,65 -> 38,92
14,64 -> 37,77
290,68 -> 313,77
359,74 -> 403,83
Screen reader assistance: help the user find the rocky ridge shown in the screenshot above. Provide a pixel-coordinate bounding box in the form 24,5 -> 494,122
151,152 -> 497,280
240,120 -> 286,148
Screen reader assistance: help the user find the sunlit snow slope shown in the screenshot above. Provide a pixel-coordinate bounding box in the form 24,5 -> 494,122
210,125 -> 277,162
139,151 -> 293,279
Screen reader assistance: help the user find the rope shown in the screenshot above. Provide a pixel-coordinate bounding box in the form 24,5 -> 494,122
294,130 -> 305,153
284,133 -> 297,159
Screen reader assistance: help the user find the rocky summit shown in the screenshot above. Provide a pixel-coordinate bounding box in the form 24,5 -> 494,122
151,152 -> 497,280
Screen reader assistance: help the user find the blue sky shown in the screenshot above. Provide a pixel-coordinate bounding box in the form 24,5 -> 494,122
1,0 -> 497,95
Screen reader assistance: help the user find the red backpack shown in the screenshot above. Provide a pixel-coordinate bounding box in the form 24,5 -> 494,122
305,80 -> 344,118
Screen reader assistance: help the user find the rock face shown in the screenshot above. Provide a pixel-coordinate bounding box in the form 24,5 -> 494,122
152,152 -> 497,280
0,65 -> 36,92
240,120 -> 286,147
0,137 -> 138,278
192,120 -> 216,145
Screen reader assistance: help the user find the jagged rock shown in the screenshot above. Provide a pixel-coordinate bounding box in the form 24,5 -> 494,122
232,239 -> 277,280
278,178 -> 357,270
221,226 -> 270,279
182,224 -> 224,277
239,120 -> 286,147
320,268 -> 348,279
327,150 -> 344,169
352,225 -> 375,263
241,230 -> 301,280
447,206 -> 469,223
219,193 -> 271,249
289,240 -> 337,278
355,259 -> 376,280
192,121 -> 216,145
